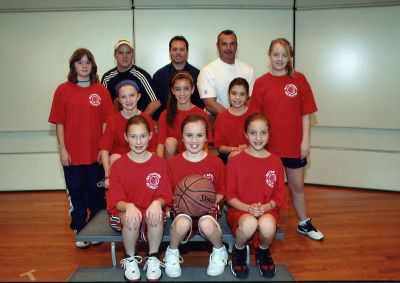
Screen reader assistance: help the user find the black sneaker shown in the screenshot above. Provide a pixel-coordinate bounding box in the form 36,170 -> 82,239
297,218 -> 324,240
230,246 -> 249,279
256,247 -> 276,278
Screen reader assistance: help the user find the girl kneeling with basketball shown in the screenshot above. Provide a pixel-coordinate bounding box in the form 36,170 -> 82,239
164,114 -> 228,278
107,116 -> 173,281
226,112 -> 286,279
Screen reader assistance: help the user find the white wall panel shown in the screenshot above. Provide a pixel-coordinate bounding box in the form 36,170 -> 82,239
296,6 -> 400,129
0,153 -> 65,191
306,148 -> 400,191
134,8 -> 293,78
0,10 -> 133,132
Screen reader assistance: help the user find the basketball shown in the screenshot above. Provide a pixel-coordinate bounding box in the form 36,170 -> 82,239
173,175 -> 216,217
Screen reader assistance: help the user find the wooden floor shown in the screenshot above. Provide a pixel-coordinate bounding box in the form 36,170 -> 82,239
0,185 -> 399,281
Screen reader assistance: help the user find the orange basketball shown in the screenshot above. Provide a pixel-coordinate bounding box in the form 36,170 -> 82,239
173,175 -> 216,217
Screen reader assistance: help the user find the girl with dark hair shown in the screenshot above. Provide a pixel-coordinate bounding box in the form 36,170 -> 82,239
156,70 -> 212,160
214,77 -> 256,164
48,48 -> 113,249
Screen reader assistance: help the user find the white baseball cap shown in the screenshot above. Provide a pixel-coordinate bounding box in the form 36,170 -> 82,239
114,39 -> 134,51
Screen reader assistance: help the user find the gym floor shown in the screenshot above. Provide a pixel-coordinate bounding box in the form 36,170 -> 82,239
0,185 -> 399,281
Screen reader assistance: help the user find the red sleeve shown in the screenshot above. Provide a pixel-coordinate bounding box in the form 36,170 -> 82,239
270,159 -> 286,210
213,112 -> 225,148
48,84 -> 66,124
100,86 -> 113,123
99,115 -> 115,151
249,78 -> 264,113
299,74 -> 318,115
225,157 -> 238,201
166,159 -> 176,206
107,160 -> 127,215
214,158 -> 226,196
153,159 -> 173,205
157,110 -> 168,144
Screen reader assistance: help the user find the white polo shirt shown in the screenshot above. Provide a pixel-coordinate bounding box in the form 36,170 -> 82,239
197,58 -> 255,108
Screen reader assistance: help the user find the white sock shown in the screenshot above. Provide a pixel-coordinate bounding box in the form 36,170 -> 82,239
213,246 -> 224,252
168,246 -> 179,252
234,244 -> 246,250
258,244 -> 269,250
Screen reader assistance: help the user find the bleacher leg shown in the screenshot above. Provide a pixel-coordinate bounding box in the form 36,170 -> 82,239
246,244 -> 250,265
111,242 -> 117,267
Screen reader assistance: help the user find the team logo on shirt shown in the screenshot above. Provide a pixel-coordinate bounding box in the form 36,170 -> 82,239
89,93 -> 101,106
203,173 -> 214,182
284,84 -> 297,97
265,170 -> 277,188
146,173 -> 161,190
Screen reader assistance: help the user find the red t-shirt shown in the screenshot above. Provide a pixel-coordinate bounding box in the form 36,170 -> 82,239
157,107 -> 213,153
107,154 -> 173,216
99,111 -> 157,154
167,153 -> 225,197
214,108 -> 257,148
250,72 -> 317,158
48,81 -> 113,165
225,151 -> 285,210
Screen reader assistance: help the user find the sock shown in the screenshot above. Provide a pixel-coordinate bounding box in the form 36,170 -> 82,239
298,218 -> 309,226
125,253 -> 135,258
168,246 -> 179,252
234,244 -> 246,250
213,246 -> 225,252
258,244 -> 269,250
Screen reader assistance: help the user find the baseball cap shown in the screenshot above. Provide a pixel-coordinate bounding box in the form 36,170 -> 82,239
114,39 -> 134,51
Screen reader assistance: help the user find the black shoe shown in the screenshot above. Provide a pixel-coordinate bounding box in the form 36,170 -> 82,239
230,246 -> 249,279
256,247 -> 276,278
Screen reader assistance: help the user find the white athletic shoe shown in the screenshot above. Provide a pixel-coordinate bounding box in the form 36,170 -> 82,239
207,246 -> 228,276
75,241 -> 90,249
297,218 -> 324,241
163,246 -> 183,278
120,255 -> 142,281
144,256 -> 164,281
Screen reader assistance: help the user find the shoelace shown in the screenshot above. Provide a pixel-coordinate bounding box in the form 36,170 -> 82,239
164,250 -> 184,265
209,249 -> 227,264
120,255 -> 143,268
144,256 -> 165,270
305,218 -> 318,232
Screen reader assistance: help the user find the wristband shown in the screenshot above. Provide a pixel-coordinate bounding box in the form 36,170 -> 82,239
58,144 -> 66,149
